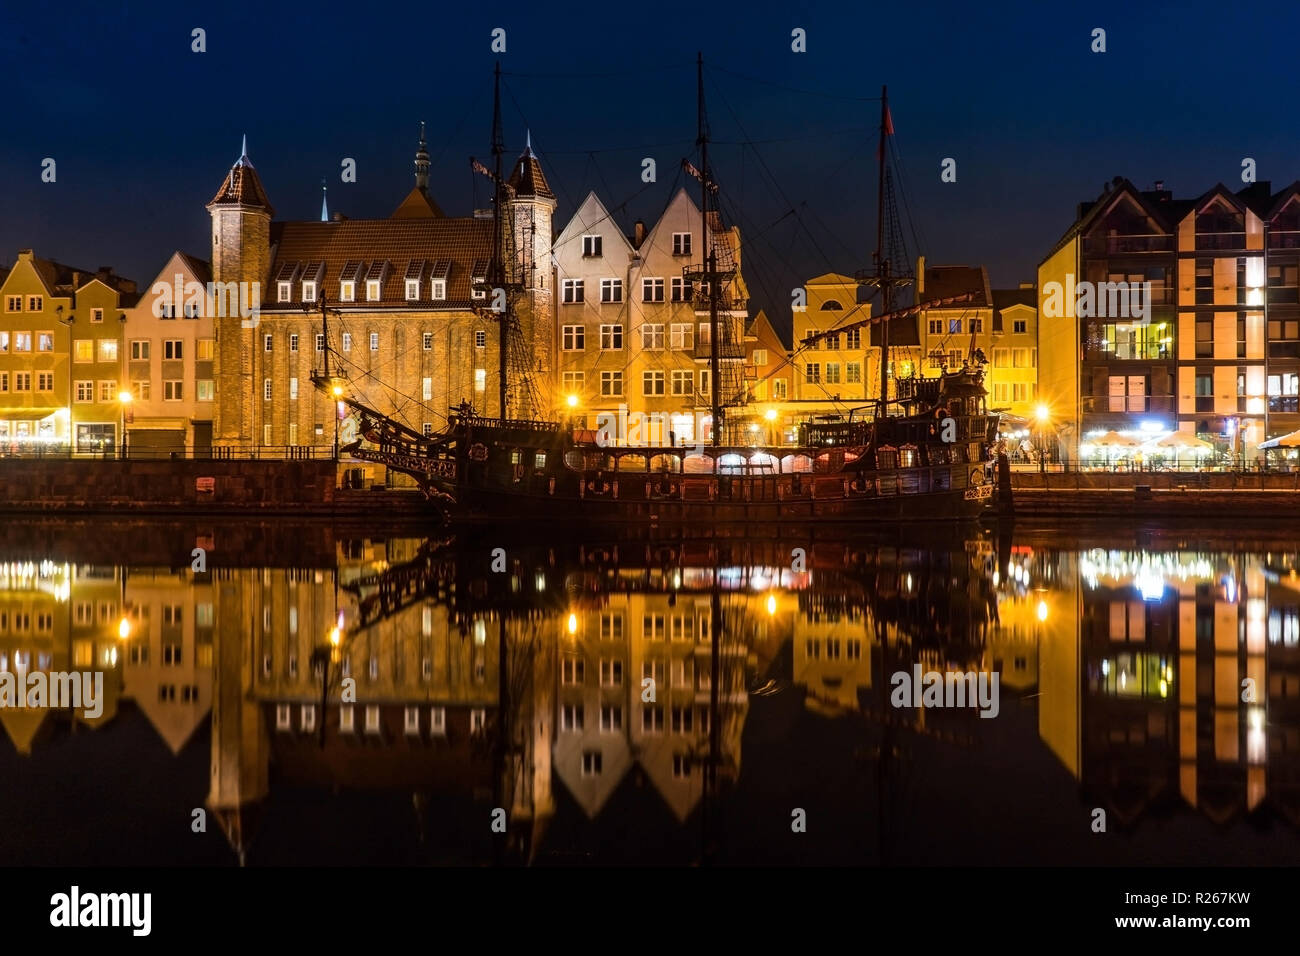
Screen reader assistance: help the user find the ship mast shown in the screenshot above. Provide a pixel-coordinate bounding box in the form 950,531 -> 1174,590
491,62 -> 508,421
698,53 -> 722,449
874,86 -> 891,415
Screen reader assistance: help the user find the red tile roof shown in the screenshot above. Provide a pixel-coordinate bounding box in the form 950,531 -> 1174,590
507,148 -> 554,201
265,218 -> 494,310
208,157 -> 274,215
390,186 -> 444,219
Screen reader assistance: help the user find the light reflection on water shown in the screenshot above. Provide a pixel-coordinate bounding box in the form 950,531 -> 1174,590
0,519 -> 1298,866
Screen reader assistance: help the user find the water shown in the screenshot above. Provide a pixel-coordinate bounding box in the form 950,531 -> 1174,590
0,517 -> 1296,866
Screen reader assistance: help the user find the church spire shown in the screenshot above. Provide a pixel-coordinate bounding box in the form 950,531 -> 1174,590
415,121 -> 430,193
320,180 -> 329,221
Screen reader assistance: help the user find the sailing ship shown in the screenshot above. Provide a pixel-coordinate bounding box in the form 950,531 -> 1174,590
315,59 -> 1002,523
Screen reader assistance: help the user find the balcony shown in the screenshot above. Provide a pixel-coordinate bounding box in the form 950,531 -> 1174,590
1080,395 -> 1175,414
1083,235 -> 1173,255
1194,232 -> 1246,252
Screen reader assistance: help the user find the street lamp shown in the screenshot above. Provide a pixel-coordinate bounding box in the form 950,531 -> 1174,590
764,407 -> 778,445
1035,403 -> 1051,474
117,390 -> 133,459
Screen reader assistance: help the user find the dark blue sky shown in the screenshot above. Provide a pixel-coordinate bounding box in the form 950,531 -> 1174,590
3,0 -> 1297,327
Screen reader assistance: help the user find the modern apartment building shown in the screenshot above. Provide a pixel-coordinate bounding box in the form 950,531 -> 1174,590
1038,176 -> 1300,462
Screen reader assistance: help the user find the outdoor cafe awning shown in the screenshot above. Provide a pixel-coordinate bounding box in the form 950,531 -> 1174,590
1259,429 -> 1300,450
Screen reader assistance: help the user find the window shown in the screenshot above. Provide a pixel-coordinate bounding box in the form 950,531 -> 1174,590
562,370 -> 584,393
365,705 -> 380,734
643,278 -> 664,302
753,348 -> 768,367
422,332 -> 432,351
561,657 -> 585,685
670,278 -> 693,302
75,381 -> 93,402
600,324 -> 623,350
562,279 -> 584,304
643,370 -> 665,396
474,368 -> 486,391
562,325 -> 585,351
670,370 -> 694,395
641,323 -> 664,350
561,704 -> 585,731
5,296 -> 20,311
370,332 -> 379,351
164,380 -> 183,401
600,659 -> 623,686
773,379 -> 787,399
422,378 -> 432,401
97,339 -> 117,362
600,371 -> 623,397
164,340 -> 182,360
277,282 -> 291,302
969,318 -> 983,333
289,333 -> 299,352
197,338 -> 214,361
826,334 -> 840,350
846,329 -> 861,349
36,372 -> 52,392
405,279 -> 420,300
403,706 -> 420,735
673,754 -> 691,779
642,706 -> 663,733
366,279 -> 381,301
600,278 -> 623,303
697,323 -> 711,344
670,323 -> 693,349
672,232 -> 692,255
263,378 -> 272,401
643,614 -> 665,640
582,234 -> 602,257
301,281 -> 316,302
672,705 -> 694,733
289,378 -> 299,400
13,372 -> 30,392
96,380 -> 116,402
27,296 -> 42,311
847,362 -> 862,383
475,330 -> 486,348
431,278 -> 448,300
37,332 -> 53,352
826,363 -> 841,384
430,707 -> 446,735
339,280 -> 355,302
806,363 -> 821,383
315,335 -> 326,353
599,613 -> 624,640
339,333 -> 352,354
263,424 -> 272,445
263,333 -> 273,353
1013,318 -> 1028,334
13,332 -> 30,352
948,318 -> 962,334
128,340 -> 148,361
581,751 -> 603,776
1012,348 -> 1029,368
600,706 -> 623,732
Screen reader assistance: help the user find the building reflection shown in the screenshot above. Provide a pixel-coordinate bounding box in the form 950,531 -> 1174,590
1,523 -> 1299,862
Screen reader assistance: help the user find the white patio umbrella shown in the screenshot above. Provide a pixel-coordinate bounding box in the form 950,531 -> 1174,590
1143,431 -> 1214,468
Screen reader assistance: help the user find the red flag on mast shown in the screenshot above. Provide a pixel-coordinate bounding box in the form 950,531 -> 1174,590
877,105 -> 894,161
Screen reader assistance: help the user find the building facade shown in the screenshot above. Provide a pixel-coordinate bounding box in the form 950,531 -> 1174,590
1037,176 -> 1300,463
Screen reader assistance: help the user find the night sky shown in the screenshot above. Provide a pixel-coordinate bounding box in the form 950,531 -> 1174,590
3,0 -> 1297,330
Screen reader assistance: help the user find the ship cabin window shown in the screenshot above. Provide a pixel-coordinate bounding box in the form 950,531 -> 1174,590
899,446 -> 918,468
948,399 -> 965,416
510,450 -> 522,465
535,452 -> 546,470
876,446 -> 898,470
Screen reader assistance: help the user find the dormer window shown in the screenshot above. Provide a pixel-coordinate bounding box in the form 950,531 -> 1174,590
582,235 -> 602,257
472,280 -> 486,300
431,279 -> 446,300
366,280 -> 381,301
301,281 -> 316,302
405,279 -> 420,301
339,281 -> 355,302
277,282 -> 291,302
672,232 -> 692,256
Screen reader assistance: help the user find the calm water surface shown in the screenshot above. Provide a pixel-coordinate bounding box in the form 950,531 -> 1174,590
0,518 -> 1296,866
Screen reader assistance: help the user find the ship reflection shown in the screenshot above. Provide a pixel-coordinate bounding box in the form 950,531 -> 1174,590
1,522 -> 1299,864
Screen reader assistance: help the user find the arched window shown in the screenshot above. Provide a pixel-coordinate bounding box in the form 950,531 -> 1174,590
820,300 -> 843,311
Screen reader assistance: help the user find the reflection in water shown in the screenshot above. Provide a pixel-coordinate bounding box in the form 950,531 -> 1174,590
0,521 -> 1298,865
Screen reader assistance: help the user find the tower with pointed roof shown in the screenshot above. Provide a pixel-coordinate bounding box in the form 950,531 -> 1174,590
506,133 -> 557,405
207,139 -> 273,446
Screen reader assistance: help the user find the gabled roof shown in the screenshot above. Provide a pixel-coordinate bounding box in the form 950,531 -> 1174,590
207,150 -> 274,216
992,286 -> 1036,312
1039,178 -> 1181,266
390,186 -> 444,219
265,217 -> 493,309
746,309 -> 792,350
1265,181 -> 1300,221
1189,182 -> 1247,217
174,251 -> 212,285
553,191 -> 635,258
805,272 -> 857,287
507,145 -> 554,201
922,265 -> 991,307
